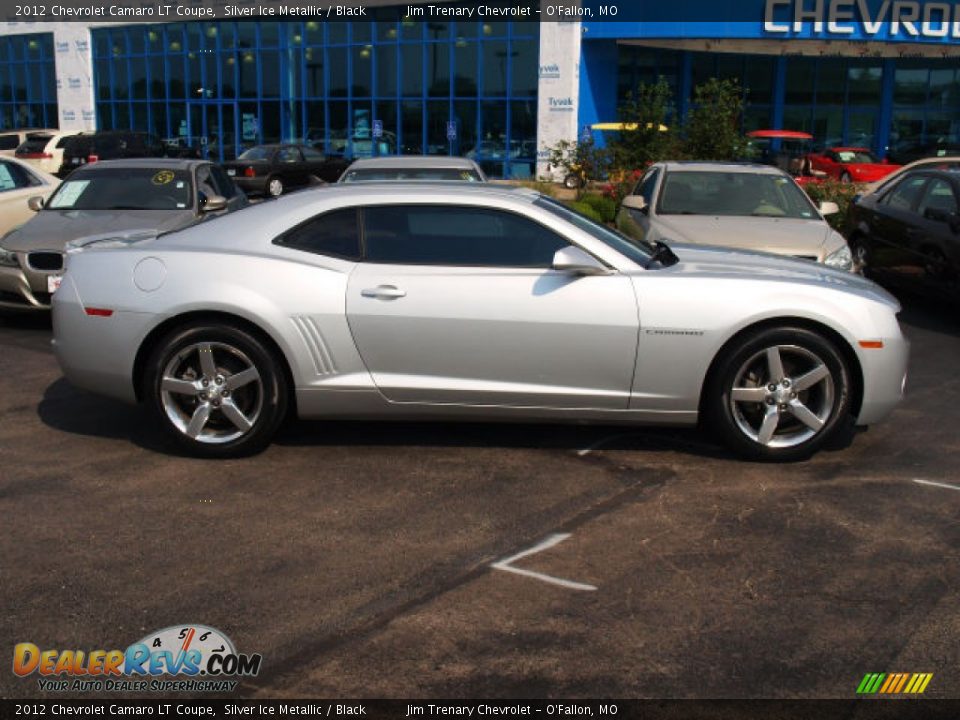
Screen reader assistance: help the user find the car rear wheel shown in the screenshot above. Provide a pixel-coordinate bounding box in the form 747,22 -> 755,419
706,327 -> 853,462
267,176 -> 284,197
144,323 -> 288,458
563,173 -> 582,189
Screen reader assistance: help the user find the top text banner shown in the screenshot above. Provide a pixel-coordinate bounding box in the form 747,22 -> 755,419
4,0 -> 960,35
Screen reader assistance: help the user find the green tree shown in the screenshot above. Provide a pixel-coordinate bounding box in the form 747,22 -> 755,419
683,77 -> 748,161
607,77 -> 682,169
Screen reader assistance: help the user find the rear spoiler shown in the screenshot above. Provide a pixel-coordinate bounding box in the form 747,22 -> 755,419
65,229 -> 158,253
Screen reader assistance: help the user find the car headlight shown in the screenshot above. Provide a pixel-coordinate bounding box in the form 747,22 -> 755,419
0,248 -> 19,267
824,244 -> 853,272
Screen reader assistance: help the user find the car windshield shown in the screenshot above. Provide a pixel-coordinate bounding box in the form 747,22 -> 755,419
835,150 -> 879,164
340,167 -> 483,182
45,167 -> 194,211
658,171 -> 819,219
534,196 -> 654,265
238,147 -> 273,161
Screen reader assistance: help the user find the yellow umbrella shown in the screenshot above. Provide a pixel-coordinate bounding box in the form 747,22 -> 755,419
590,122 -> 669,132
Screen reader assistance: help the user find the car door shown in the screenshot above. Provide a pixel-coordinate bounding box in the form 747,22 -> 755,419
300,146 -> 335,182
618,167 -> 660,243
870,174 -> 930,266
911,175 -> 960,272
276,146 -> 307,186
811,150 -> 839,178
345,203 -> 640,409
0,160 -> 48,235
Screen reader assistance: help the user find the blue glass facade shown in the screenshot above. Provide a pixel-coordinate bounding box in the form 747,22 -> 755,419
0,33 -> 57,130
90,13 -> 539,178
589,43 -> 960,157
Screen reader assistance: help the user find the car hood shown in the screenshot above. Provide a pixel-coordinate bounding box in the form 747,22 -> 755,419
663,242 -> 898,307
0,209 -> 197,252
653,215 -> 831,257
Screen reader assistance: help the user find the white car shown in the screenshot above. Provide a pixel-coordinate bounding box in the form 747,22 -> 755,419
0,155 -> 59,240
617,162 -> 853,272
14,131 -> 77,176
0,128 -> 60,158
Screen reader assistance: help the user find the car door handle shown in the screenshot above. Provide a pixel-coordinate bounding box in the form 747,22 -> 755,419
361,285 -> 407,300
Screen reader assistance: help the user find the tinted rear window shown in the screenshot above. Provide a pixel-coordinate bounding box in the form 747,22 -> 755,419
16,136 -> 52,154
274,207 -> 360,260
0,135 -> 20,150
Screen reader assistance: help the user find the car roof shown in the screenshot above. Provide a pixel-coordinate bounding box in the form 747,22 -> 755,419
656,161 -> 786,175
69,158 -> 209,171
347,156 -> 479,170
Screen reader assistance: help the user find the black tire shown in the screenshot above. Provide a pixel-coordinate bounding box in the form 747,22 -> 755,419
143,322 -> 288,458
705,326 -> 853,462
848,234 -> 872,275
266,175 -> 284,197
563,173 -> 581,190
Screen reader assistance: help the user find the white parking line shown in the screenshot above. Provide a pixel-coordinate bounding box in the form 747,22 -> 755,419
912,478 -> 960,492
491,533 -> 598,592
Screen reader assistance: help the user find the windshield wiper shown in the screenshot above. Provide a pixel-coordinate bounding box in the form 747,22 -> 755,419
646,241 -> 679,269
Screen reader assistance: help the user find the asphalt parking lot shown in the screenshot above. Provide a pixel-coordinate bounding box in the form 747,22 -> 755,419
1,284 -> 959,701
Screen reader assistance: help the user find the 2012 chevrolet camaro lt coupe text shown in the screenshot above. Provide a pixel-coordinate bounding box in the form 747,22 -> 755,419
51,184 -> 908,461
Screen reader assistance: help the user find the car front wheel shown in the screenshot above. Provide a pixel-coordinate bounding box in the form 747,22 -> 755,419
706,327 -> 853,462
144,323 -> 288,458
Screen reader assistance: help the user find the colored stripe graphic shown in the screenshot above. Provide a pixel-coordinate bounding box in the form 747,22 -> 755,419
856,673 -> 932,694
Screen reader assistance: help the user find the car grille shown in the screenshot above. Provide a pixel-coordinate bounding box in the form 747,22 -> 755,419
27,252 -> 64,271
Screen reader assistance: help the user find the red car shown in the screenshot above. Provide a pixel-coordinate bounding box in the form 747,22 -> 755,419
806,147 -> 901,183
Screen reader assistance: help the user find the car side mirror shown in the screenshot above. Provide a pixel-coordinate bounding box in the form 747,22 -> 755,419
819,201 -> 840,216
202,195 -> 228,212
27,196 -> 45,212
552,246 -> 610,276
621,195 -> 648,214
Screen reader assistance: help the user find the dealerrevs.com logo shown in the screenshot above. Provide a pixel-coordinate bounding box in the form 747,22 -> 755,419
13,624 -> 262,693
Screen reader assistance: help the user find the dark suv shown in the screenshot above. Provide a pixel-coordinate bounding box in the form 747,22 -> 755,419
57,131 -> 167,177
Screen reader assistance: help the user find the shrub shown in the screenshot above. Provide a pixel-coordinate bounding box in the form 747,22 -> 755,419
684,77 -> 749,161
607,77 -> 683,169
579,193 -> 618,223
801,178 -> 864,232
565,200 -> 603,222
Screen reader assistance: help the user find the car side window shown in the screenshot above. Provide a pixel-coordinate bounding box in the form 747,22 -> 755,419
56,136 -> 72,149
362,205 -> 570,267
274,207 -> 361,260
0,135 -> 20,151
0,160 -> 39,191
209,165 -> 238,199
884,175 -> 928,211
634,169 -> 659,206
302,147 -> 325,160
916,178 -> 958,218
278,147 -> 302,163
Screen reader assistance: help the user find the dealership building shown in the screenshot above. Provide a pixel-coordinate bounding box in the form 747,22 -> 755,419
1,0 -> 959,177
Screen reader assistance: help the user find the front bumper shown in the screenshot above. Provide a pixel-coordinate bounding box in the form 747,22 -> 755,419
0,262 -> 54,311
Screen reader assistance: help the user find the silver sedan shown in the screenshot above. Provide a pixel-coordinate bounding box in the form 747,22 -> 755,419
52,183 -> 908,461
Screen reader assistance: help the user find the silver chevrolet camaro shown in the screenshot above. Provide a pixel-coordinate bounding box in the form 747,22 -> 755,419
52,183 -> 909,461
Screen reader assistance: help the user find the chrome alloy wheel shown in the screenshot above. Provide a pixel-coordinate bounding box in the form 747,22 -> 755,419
729,345 -> 835,448
160,342 -> 263,444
